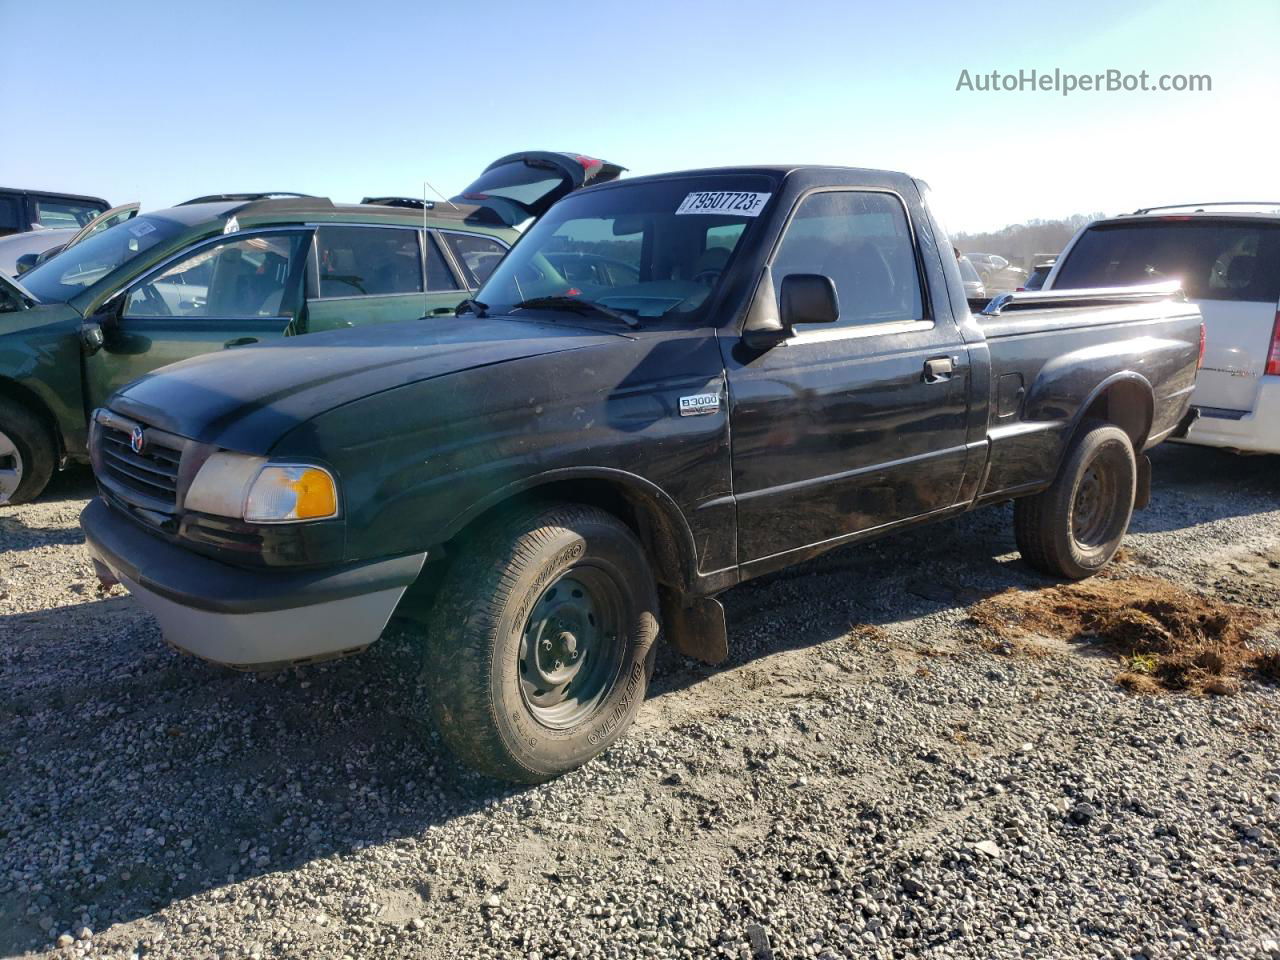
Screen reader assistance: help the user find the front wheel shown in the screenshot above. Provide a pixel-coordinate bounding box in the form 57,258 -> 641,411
425,503 -> 659,783
1014,420 -> 1136,580
0,398 -> 56,506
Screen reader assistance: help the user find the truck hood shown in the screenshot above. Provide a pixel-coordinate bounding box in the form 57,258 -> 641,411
109,316 -> 625,450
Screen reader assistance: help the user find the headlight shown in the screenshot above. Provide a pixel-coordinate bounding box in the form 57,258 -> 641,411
185,453 -> 339,523
245,465 -> 339,522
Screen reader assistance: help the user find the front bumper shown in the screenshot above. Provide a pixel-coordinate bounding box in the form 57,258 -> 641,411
1175,377 -> 1280,455
81,498 -> 426,669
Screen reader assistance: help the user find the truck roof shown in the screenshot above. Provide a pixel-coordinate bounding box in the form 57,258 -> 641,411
0,187 -> 110,207
579,164 -> 917,190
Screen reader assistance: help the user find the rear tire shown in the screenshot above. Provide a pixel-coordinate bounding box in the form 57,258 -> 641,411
0,397 -> 56,506
424,503 -> 660,783
1014,420 -> 1136,580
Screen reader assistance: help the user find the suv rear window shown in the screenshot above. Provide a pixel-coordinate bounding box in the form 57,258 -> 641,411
0,196 -> 20,237
1055,220 -> 1280,303
33,197 -> 107,230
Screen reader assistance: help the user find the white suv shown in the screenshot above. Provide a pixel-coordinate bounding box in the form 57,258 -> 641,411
1046,203 -> 1280,453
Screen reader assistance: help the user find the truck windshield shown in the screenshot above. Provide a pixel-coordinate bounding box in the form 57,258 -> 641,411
1055,220 -> 1280,303
475,175 -> 774,321
20,215 -> 183,303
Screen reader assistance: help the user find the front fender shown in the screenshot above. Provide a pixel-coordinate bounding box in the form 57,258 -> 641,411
439,465 -> 703,592
0,306 -> 85,455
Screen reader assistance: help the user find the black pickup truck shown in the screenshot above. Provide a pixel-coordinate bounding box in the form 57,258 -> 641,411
81,165 -> 1203,782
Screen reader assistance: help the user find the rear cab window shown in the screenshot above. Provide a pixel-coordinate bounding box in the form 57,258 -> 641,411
1055,219 -> 1280,303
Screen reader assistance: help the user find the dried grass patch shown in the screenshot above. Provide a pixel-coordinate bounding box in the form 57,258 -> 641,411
970,577 -> 1272,695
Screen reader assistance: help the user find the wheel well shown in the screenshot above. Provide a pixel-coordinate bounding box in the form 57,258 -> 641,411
442,478 -> 694,591
1080,379 -> 1153,450
0,377 -> 62,458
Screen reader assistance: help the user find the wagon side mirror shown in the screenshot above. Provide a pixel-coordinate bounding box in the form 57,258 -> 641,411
80,322 -> 105,356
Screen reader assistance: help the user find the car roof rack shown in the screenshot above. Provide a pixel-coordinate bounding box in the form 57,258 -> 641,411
180,192 -> 317,205
1129,201 -> 1280,215
361,196 -> 436,210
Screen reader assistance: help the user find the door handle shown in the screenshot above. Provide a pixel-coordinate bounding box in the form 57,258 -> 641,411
224,337 -> 258,348
923,357 -> 954,383
430,306 -> 455,316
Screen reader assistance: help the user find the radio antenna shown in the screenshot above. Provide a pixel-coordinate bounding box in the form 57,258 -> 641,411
424,178 -> 458,211
421,178 -> 458,318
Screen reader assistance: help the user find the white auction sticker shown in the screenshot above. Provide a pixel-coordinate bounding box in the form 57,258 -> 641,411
128,220 -> 156,237
676,191 -> 771,217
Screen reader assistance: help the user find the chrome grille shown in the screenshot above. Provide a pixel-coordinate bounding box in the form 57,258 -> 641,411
96,415 -> 184,511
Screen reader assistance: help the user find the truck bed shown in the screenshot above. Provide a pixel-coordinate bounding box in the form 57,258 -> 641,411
971,283 -> 1202,502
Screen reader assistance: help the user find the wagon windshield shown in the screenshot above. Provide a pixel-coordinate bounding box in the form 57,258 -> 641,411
475,175 -> 775,322
20,215 -> 183,303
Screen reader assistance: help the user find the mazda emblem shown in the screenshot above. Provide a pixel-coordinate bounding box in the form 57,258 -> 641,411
130,426 -> 145,455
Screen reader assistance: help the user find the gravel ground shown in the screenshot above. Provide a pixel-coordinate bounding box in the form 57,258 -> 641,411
2,443 -> 1279,960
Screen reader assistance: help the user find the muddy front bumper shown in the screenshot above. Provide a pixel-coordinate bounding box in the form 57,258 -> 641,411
81,498 -> 426,670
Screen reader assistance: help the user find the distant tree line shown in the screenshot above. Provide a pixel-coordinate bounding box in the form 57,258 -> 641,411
954,213 -> 1105,271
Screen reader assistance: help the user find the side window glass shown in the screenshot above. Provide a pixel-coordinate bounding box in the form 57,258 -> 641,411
315,226 -> 423,298
772,191 -> 924,327
442,232 -> 508,286
124,233 -> 305,319
33,198 -> 103,230
424,232 -> 460,291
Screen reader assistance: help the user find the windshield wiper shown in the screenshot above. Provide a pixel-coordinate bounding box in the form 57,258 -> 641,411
514,296 -> 640,329
455,298 -> 489,318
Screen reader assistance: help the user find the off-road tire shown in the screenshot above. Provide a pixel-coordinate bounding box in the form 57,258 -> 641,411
0,397 -> 56,506
1014,419 -> 1136,580
424,502 -> 660,783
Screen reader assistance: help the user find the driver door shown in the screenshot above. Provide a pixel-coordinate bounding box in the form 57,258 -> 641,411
84,230 -> 310,408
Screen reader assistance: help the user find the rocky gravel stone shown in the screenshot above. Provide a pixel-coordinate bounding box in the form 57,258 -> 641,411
2,447 -> 1279,959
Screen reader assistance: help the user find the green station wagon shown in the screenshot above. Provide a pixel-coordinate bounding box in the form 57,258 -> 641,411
0,152 -> 622,503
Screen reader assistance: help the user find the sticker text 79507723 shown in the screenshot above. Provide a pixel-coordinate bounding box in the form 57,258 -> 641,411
675,191 -> 771,217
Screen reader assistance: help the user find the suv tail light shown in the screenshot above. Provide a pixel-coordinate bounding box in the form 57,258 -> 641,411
1267,310 -> 1280,376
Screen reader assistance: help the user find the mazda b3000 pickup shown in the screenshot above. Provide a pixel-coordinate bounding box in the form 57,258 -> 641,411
81,164 -> 1203,782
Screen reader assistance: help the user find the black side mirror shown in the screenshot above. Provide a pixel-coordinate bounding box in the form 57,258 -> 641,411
80,322 -> 105,356
81,296 -> 124,355
15,253 -> 39,275
779,274 -> 839,327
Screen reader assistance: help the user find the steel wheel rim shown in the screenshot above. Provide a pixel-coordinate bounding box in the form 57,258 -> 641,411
0,429 -> 22,504
519,566 -> 625,729
1072,458 -> 1114,547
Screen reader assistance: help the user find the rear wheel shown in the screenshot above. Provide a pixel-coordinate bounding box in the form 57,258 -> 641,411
425,503 -> 659,782
1014,420 -> 1136,579
0,398 -> 55,506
